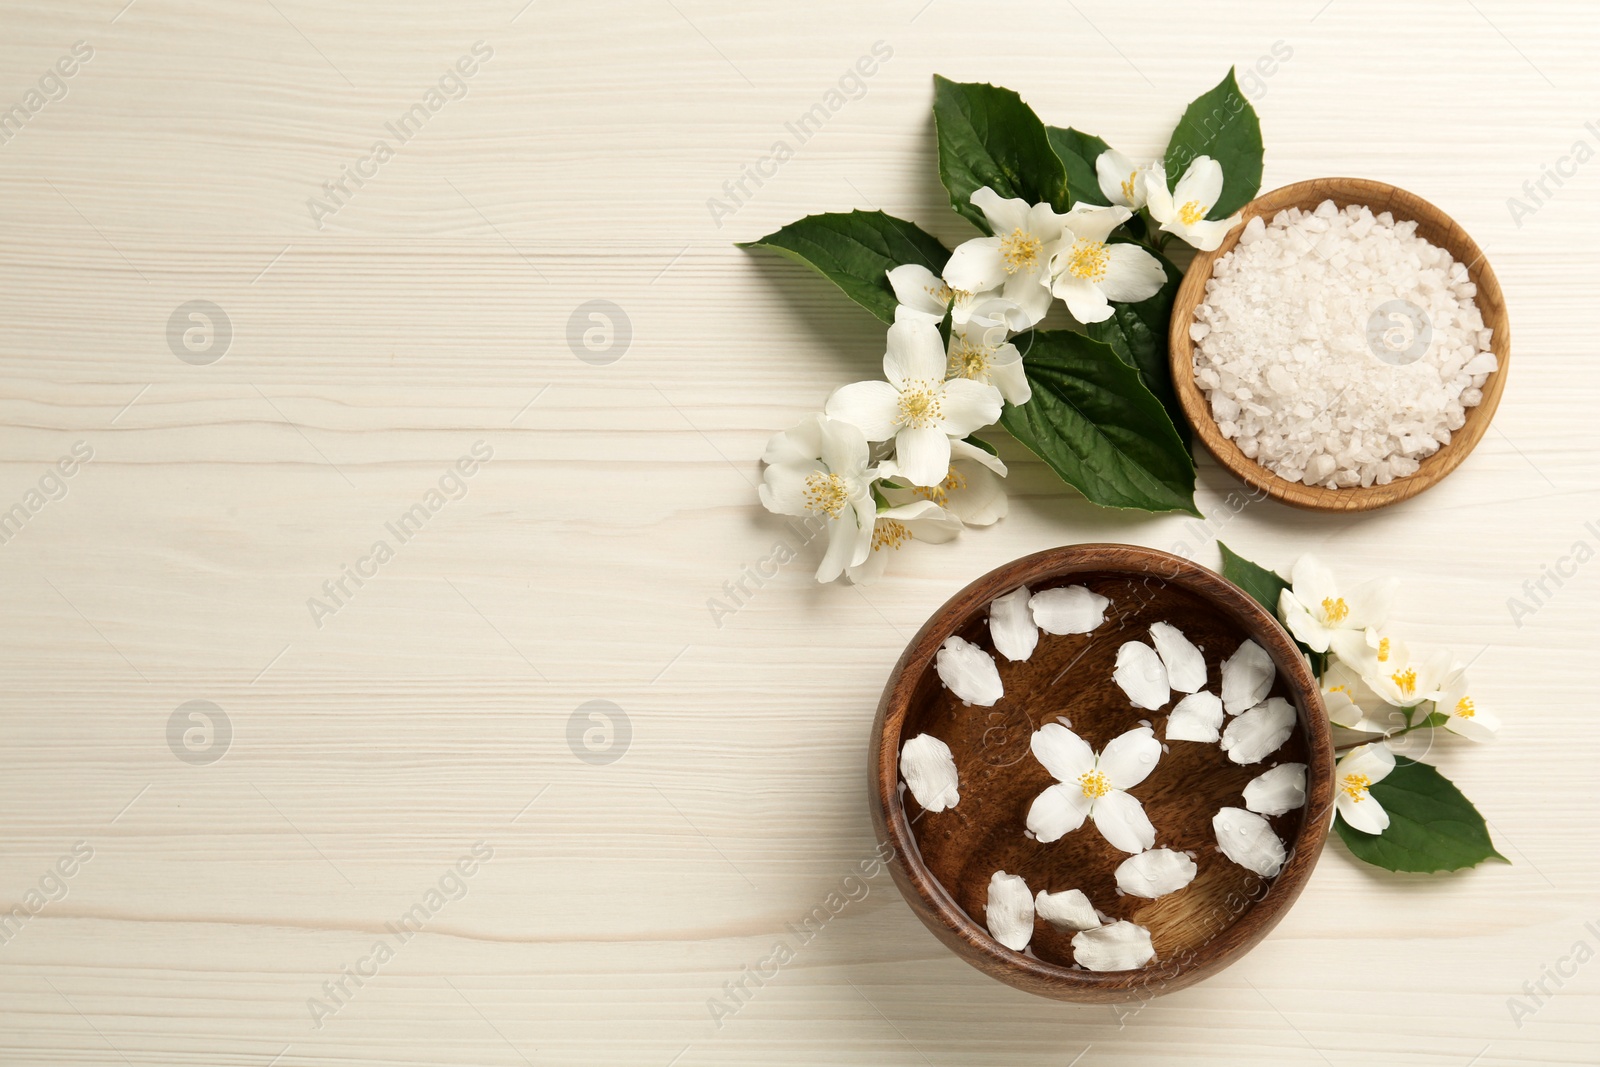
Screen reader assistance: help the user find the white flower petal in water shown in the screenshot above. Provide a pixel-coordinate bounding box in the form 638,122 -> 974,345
1220,639 -> 1274,714
1115,848 -> 1198,899
898,734 -> 960,812
1029,722 -> 1096,781
1213,806 -> 1286,877
1029,585 -> 1109,634
1034,888 -> 1100,931
988,586 -> 1038,662
1071,920 -> 1155,971
1335,742 -> 1395,834
1220,697 -> 1296,765
934,636 -> 1003,707
1113,641 -> 1170,710
1243,763 -> 1307,816
1090,789 -> 1157,854
1150,622 -> 1207,693
1026,782 -> 1091,843
985,871 -> 1035,951
1165,691 -> 1224,743
1026,724 -> 1156,853
1096,726 -> 1162,791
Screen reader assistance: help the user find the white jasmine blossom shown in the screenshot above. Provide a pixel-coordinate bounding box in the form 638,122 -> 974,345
988,585 -> 1038,662
1071,920 -> 1155,971
1213,806 -> 1287,877
935,635 -> 1004,706
885,262 -> 1016,329
1149,622 -> 1206,693
1046,203 -> 1166,324
883,437 -> 1008,528
1278,555 -> 1398,654
1143,156 -> 1243,251
943,188 -> 1069,330
1034,888 -> 1100,931
1220,639 -> 1274,714
758,414 -> 879,582
1434,667 -> 1499,742
1335,742 -> 1396,834
944,318 -> 1030,406
1115,848 -> 1197,899
844,498 -> 962,584
1029,585 -> 1109,634
899,733 -> 961,812
1113,641 -> 1170,710
1221,696 -> 1296,765
1095,147 -> 1155,210
1334,630 -> 1451,710
1165,690 -> 1224,743
1026,723 -> 1160,853
1243,763 -> 1308,816
1320,659 -> 1393,734
985,870 -> 1035,951
825,316 -> 1003,487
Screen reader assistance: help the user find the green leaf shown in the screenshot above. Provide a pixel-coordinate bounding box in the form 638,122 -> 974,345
933,76 -> 1069,233
738,211 -> 950,324
964,434 -> 998,457
1000,330 -> 1198,515
1163,68 -> 1263,218
1335,758 -> 1508,873
1218,542 -> 1288,618
1046,126 -> 1111,206
1085,249 -> 1188,448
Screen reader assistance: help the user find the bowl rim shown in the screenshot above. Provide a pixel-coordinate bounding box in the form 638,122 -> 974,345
869,543 -> 1335,1002
1168,176 -> 1511,513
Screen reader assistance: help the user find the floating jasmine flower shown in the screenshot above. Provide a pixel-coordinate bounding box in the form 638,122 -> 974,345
1029,585 -> 1109,634
1334,742 -> 1396,834
943,188 -> 1071,330
1278,555 -> 1397,654
935,635 -> 1004,706
1034,888 -> 1100,931
825,316 -> 1002,487
1095,147 -> 1156,210
899,733 -> 961,812
1144,156 -> 1244,251
1149,622 -> 1206,693
757,413 -> 878,582
886,262 -> 1018,329
1221,696 -> 1296,765
844,498 -> 962,584
1213,806 -> 1286,877
985,870 -> 1035,951
1026,723 -> 1160,853
1115,848 -> 1197,899
1113,640 -> 1170,710
1434,667 -> 1499,742
1072,920 -> 1155,971
1165,690 -> 1224,743
1220,639 -> 1274,714
1243,763 -> 1308,816
988,585 -> 1038,662
1046,203 -> 1166,324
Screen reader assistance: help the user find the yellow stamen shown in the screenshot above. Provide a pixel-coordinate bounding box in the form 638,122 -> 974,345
1120,170 -> 1138,204
1328,684 -> 1350,696
896,386 -> 943,429
1455,696 -> 1476,719
1061,239 -> 1109,283
1340,773 -> 1372,803
913,466 -> 967,508
1078,768 -> 1111,800
872,519 -> 911,552
802,472 -> 848,518
1376,637 -> 1391,662
1390,668 -> 1417,698
999,228 -> 1042,274
1178,200 -> 1208,226
946,338 -> 991,381
1321,596 -> 1350,624
926,281 -> 953,305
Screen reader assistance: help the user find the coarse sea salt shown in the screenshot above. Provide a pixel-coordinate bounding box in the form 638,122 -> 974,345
1191,200 -> 1497,489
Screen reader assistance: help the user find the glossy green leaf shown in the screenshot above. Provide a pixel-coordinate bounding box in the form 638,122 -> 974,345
1335,758 -> 1508,873
1218,542 -> 1288,618
1163,68 -> 1263,218
1085,249 -> 1188,448
1046,126 -> 1112,206
933,76 -> 1069,233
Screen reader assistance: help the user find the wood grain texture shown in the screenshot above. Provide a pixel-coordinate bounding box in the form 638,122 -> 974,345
0,0 -> 1598,1064
1170,178 -> 1511,512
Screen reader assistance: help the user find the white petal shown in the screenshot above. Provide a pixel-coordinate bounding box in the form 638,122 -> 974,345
893,426 -> 953,488
1061,203 -> 1131,244
1177,214 -> 1241,252
1097,726 -> 1161,791
1243,763 -> 1307,816
1027,782 -> 1091,843
1029,722 -> 1095,782
1035,888 -> 1100,931
970,187 -> 1030,235
989,585 -> 1038,662
883,315 -> 948,388
984,871 -> 1034,952
1220,697 -> 1296,765
824,380 -> 901,441
815,512 -> 866,583
1115,848 -> 1198,899
886,263 -> 948,318
1089,789 -> 1156,854
1029,585 -> 1109,634
985,346 -> 1031,406
1165,690 -> 1224,743
947,436 -> 1007,476
1337,741 -> 1395,787
1097,243 -> 1167,303
1053,275 -> 1113,324
943,236 -> 1006,295
1213,807 -> 1286,877
899,734 -> 961,812
938,377 -> 1004,436
1149,622 -> 1206,693
1095,148 -> 1139,207
934,636 -> 1003,707
1336,784 -> 1390,835
1143,161 -> 1174,222
1071,920 -> 1155,971
1113,641 -> 1170,710
1173,156 -> 1224,213
1220,639 -> 1275,714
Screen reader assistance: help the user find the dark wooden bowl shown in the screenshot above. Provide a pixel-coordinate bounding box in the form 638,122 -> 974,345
868,544 -> 1333,1003
1170,178 -> 1510,512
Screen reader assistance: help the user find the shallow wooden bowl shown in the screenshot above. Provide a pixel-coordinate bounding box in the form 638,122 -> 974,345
1169,177 -> 1510,512
869,544 -> 1333,1003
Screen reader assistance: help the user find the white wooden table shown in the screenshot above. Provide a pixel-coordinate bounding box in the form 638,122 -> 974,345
1,0 -> 1596,1063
